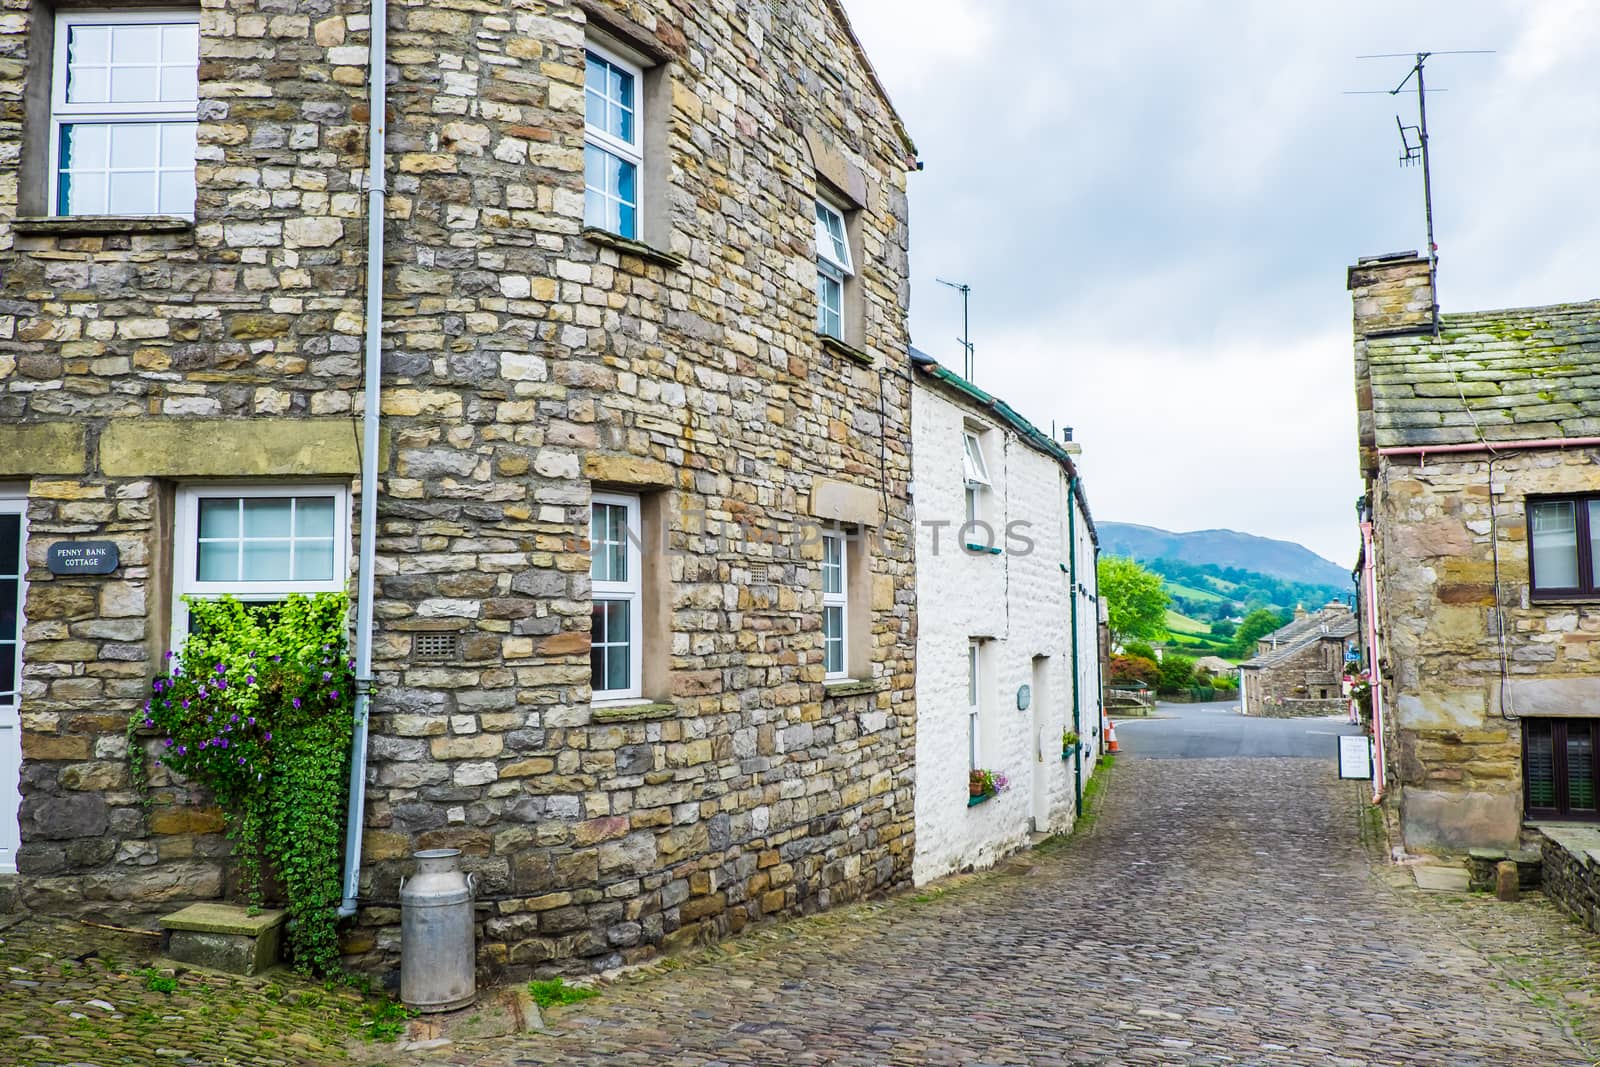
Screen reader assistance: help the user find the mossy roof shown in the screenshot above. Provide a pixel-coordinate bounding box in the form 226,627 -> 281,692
1367,299 -> 1600,448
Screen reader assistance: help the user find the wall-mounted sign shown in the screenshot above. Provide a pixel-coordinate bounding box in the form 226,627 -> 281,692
1338,734 -> 1373,780
1016,684 -> 1031,711
47,540 -> 120,576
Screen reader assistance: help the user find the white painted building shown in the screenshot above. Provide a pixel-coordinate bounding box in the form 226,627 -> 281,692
910,349 -> 1104,884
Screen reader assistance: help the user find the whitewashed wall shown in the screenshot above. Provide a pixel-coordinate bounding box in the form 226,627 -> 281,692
911,378 -> 1102,884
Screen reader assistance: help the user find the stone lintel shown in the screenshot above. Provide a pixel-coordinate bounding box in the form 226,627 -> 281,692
801,125 -> 868,209
809,477 -> 880,527
584,454 -> 676,489
100,418 -> 380,478
1494,676 -> 1600,717
0,423 -> 89,476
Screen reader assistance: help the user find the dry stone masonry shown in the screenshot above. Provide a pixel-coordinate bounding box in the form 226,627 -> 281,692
0,0 -> 921,978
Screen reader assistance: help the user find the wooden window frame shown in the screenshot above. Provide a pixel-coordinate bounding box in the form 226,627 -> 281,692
1528,493 -> 1600,600
1524,717 -> 1600,821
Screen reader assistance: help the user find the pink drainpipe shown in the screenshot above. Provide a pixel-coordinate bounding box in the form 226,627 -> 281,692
1378,436 -> 1600,460
1360,520 -> 1387,803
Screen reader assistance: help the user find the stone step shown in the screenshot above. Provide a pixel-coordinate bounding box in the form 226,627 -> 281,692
159,903 -> 285,976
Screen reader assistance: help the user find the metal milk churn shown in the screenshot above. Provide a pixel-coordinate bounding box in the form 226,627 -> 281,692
400,848 -> 476,1012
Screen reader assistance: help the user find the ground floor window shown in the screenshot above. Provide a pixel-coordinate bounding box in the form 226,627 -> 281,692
1525,718 -> 1600,820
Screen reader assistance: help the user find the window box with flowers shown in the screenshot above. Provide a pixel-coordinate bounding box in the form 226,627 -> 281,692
1061,729 -> 1080,760
968,768 -> 1008,807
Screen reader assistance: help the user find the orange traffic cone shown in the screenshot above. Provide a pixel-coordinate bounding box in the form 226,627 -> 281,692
1106,719 -> 1120,753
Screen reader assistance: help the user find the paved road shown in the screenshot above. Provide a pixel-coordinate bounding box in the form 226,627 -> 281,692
435,717 -> 1600,1066
1115,700 -> 1364,760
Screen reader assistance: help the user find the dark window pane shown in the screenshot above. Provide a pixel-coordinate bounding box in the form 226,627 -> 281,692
0,641 -> 13,704
0,578 -> 16,636
1531,500 -> 1579,589
1569,728 -> 1595,811
0,515 -> 20,576
1527,721 -> 1556,809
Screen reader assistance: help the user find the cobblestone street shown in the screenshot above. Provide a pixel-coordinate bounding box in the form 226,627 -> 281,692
436,746 -> 1600,1066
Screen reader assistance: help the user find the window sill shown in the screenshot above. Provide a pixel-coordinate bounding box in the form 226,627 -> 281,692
967,791 -> 996,808
964,544 -> 1003,556
823,678 -> 880,699
581,227 -> 684,269
819,334 -> 876,367
12,215 -> 193,237
591,700 -> 676,723
1529,594 -> 1600,605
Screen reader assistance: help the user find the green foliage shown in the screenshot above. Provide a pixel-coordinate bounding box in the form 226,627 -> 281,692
1122,640 -> 1157,662
1230,607 -> 1290,658
1108,654 -> 1157,686
1156,653 -> 1196,694
136,594 -> 356,977
1098,556 -> 1169,647
1140,556 -> 1349,622
362,997 -> 415,1042
529,978 -> 600,1009
1211,674 -> 1238,693
1209,618 -> 1237,639
137,967 -> 177,994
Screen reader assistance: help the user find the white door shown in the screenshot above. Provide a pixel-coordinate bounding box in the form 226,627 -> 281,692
0,495 -> 25,873
1031,656 -> 1050,831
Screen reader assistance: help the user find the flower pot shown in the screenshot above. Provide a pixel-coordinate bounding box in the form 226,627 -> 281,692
969,782 -> 985,797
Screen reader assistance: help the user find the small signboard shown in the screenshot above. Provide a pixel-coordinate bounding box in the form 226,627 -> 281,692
1338,734 -> 1373,780
47,540 -> 120,576
1016,684 -> 1032,711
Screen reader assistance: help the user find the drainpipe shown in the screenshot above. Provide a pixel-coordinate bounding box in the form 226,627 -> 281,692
1360,518 -> 1387,804
1067,476 -> 1082,816
340,0 -> 387,919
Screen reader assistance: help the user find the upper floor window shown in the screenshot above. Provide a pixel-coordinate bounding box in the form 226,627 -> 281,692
584,42 -> 642,240
591,492 -> 643,700
1529,495 -> 1600,598
51,11 -> 200,218
822,529 -> 848,679
172,484 -> 350,645
962,429 -> 992,526
815,200 -> 854,339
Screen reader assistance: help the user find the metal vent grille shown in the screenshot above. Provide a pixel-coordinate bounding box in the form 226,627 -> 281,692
413,632 -> 460,663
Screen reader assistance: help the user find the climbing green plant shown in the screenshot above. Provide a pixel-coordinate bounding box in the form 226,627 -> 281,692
136,593 -> 356,976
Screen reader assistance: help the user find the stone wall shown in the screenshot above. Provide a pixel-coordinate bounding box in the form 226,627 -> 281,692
1371,449 -> 1600,852
0,0 -> 920,977
909,374 -> 1101,885
1241,638 -> 1346,716
1539,829 -> 1600,932
1255,698 -> 1346,720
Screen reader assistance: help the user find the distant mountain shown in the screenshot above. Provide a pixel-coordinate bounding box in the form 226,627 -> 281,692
1098,523 -> 1352,590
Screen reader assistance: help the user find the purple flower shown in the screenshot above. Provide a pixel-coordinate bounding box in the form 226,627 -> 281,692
322,672 -> 332,682
165,650 -> 174,659
230,715 -> 238,723
197,688 -> 207,699
182,700 -> 190,710
264,732 -> 272,742
292,698 -> 301,710
329,690 -> 340,701
217,679 -> 227,690
247,717 -> 255,726
177,745 -> 187,755
238,757 -> 246,765
144,718 -> 153,728
245,675 -> 255,686
219,739 -> 229,749
215,664 -> 226,675
164,739 -> 173,748
271,655 -> 281,662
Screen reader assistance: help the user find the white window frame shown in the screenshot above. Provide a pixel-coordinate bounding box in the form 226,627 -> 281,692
48,9 -> 201,218
968,640 -> 982,771
815,199 -> 854,339
171,483 -> 351,649
0,494 -> 26,711
583,38 -> 644,239
590,491 -> 644,702
822,528 -> 849,680
963,429 -> 991,526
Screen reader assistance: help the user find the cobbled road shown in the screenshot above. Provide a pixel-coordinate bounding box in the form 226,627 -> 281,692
438,719 -> 1600,1067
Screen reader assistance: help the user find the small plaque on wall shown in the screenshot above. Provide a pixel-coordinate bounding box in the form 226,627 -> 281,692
1016,684 -> 1032,711
46,540 -> 120,576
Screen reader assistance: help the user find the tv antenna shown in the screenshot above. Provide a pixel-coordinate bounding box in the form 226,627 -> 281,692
1348,49 -> 1493,336
937,277 -> 974,381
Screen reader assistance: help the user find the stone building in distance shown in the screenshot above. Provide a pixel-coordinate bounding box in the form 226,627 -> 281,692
0,0 -> 921,976
1238,603 -> 1356,718
1351,252 -> 1600,853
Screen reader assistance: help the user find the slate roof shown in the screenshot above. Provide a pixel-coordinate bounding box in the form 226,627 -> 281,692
1367,300 -> 1600,449
1241,609 -> 1356,671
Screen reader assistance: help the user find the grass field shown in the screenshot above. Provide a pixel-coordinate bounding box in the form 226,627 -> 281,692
1165,581 -> 1227,604
1165,609 -> 1210,635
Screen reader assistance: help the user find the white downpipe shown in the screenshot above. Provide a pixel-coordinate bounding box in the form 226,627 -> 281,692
340,0 -> 387,919
1360,520 -> 1388,803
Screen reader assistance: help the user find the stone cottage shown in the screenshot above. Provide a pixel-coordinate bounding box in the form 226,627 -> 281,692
0,0 -> 922,977
909,349 -> 1103,883
1239,603 -> 1356,717
1351,251 -> 1600,852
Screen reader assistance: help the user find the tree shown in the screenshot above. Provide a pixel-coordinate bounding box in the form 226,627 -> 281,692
1098,556 -> 1169,648
1156,653 -> 1196,694
1230,607 -> 1289,658
1209,618 -> 1237,640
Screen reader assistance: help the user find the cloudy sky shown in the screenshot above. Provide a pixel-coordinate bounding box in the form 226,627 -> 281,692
844,1 -> 1600,568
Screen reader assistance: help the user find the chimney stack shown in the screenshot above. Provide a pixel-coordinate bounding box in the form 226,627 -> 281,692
1347,251 -> 1434,338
